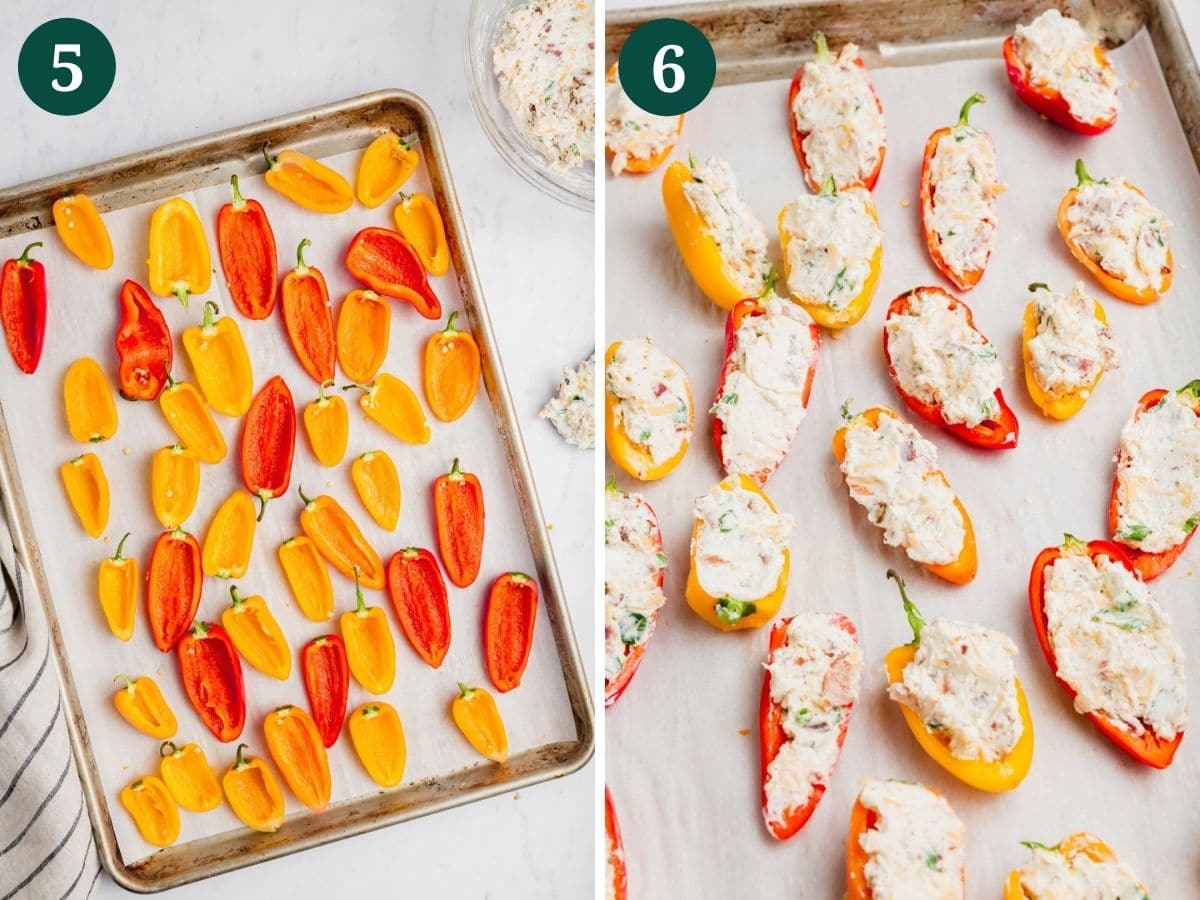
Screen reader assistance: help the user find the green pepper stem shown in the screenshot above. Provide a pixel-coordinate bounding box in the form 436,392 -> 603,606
605,475 -> 618,492
317,379 -> 335,402
164,368 -> 176,388
191,621 -> 210,638
255,491 -> 270,523
353,568 -> 368,615
174,286 -> 190,309
234,743 -> 251,770
1176,378 -> 1200,400
16,242 -> 42,264
295,237 -> 311,272
229,585 -> 245,608
201,300 -> 219,328
760,267 -> 778,299
1074,158 -> 1096,187
1027,282 -> 1048,293
449,457 -> 463,478
887,568 -> 925,642
262,142 -> 277,170
112,532 -> 132,561
457,682 -> 474,698
297,484 -> 314,507
1061,533 -> 1086,553
113,674 -> 134,691
398,191 -> 412,204
160,741 -> 179,758
443,311 -> 461,334
230,174 -> 246,208
813,30 -> 830,61
818,174 -> 837,197
956,92 -> 985,128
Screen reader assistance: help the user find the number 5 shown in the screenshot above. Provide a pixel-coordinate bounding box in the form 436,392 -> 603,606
653,44 -> 685,94
51,43 -> 83,93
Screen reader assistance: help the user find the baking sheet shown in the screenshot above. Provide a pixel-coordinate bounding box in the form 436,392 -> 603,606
605,28 -> 1200,898
0,144 -> 577,866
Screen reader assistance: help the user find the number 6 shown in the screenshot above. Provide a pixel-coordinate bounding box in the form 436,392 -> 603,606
51,43 -> 83,93
653,44 -> 685,94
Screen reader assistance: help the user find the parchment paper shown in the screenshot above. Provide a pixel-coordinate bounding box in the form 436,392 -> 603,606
605,29 -> 1200,898
0,145 -> 576,864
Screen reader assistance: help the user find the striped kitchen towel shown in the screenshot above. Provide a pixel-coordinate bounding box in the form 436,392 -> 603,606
0,503 -> 100,899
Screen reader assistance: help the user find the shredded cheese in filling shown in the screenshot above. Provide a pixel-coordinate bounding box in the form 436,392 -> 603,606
606,339 -> 692,468
711,297 -> 817,480
1114,389 -> 1200,554
540,354 -> 595,449
692,479 -> 793,602
1043,549 -> 1187,739
1066,178 -> 1170,292
682,158 -> 770,297
605,66 -> 679,176
781,186 -> 881,309
1014,9 -> 1121,124
790,44 -> 886,188
604,488 -> 667,685
1027,283 -> 1119,397
763,613 -> 862,828
926,126 -> 1005,277
493,0 -> 595,173
858,779 -> 965,900
1015,836 -> 1146,899
888,619 -> 1022,761
886,289 -> 1004,428
840,414 -> 964,566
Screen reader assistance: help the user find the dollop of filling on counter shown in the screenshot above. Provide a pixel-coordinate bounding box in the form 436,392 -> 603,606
711,297 -> 818,479
604,487 -> 667,684
889,619 -> 1023,761
763,613 -> 862,827
858,779 -> 965,900
1014,9 -> 1121,124
791,44 -> 886,188
926,125 -> 1005,278
1027,283 -> 1119,397
1013,837 -> 1146,900
493,0 -> 595,173
682,157 -> 770,297
1043,549 -> 1187,739
692,480 -> 793,601
540,353 -> 595,449
781,186 -> 881,308
1066,177 -> 1170,292
1114,388 -> 1200,554
606,338 -> 693,466
886,289 -> 1004,428
605,65 -> 679,175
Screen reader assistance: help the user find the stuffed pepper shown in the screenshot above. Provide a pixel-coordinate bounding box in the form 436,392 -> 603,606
1029,534 -> 1187,768
884,286 -> 1018,449
685,474 -> 792,631
834,406 -> 976,584
711,295 -> 819,485
1004,9 -> 1121,134
760,612 -> 862,840
663,156 -> 770,309
884,570 -> 1034,792
920,94 -> 1005,291
1005,833 -> 1149,899
1109,381 -> 1200,579
605,338 -> 694,481
604,479 -> 667,708
605,63 -> 682,176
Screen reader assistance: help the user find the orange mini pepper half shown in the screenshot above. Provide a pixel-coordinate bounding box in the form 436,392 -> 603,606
452,683 -> 508,763
352,450 -> 401,532
344,226 -> 441,320
336,289 -> 391,384
606,788 -> 629,900
148,197 -> 211,308
278,536 -> 334,621
263,143 -> 353,214
61,453 -> 109,538
434,457 -> 485,588
113,674 -> 177,739
159,741 -> 222,813
159,374 -> 227,464
298,487 -> 385,589
182,301 -> 253,417
98,533 -> 138,641
217,175 -> 278,320
346,374 -> 430,444
357,131 -> 420,208
151,444 -> 201,529
202,489 -> 257,580
386,547 -> 450,668
120,776 -> 180,848
393,192 -> 448,275
222,585 -> 291,680
303,380 -> 349,468
1004,834 -> 1147,900
484,572 -> 538,693
264,705 -> 331,812
1021,283 -> 1112,420
348,702 -> 407,787
53,193 -> 114,270
223,744 -> 285,833
281,238 -> 336,385
64,357 -> 117,443
604,340 -> 694,481
424,311 -> 480,423
341,571 -> 396,695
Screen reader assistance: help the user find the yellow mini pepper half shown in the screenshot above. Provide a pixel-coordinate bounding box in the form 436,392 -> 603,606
1004,834 -> 1146,899
120,776 -> 180,848
1022,283 -> 1111,420
53,193 -> 113,270
347,702 -> 407,787
303,380 -> 349,467
393,192 -> 448,275
223,744 -> 285,833
336,290 -> 391,384
160,375 -> 226,464
61,453 -> 109,538
64,357 -> 117,443
346,375 -> 430,444
98,533 -> 138,641
159,741 -> 222,812
202,490 -> 257,579
351,450 -> 401,531
278,536 -> 334,621
357,131 -> 419,208
451,683 -> 508,763
264,143 -> 353,214
604,341 -> 694,482
148,197 -> 211,307
113,674 -> 177,739
222,585 -> 291,680
340,571 -> 396,695
264,705 -> 331,812
182,301 -> 254,417
151,444 -> 201,528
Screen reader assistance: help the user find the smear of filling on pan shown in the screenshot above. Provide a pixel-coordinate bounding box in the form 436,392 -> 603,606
540,353 -> 595,449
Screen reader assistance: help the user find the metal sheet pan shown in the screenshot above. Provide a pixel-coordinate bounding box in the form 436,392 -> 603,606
0,90 -> 592,893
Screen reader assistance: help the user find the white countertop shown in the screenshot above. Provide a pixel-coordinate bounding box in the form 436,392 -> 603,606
0,2 -> 594,898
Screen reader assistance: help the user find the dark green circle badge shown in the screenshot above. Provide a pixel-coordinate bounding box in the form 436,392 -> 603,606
18,18 -> 115,116
617,18 -> 715,117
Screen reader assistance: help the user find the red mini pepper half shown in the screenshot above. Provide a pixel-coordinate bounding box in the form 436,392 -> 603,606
241,375 -> 296,521
1028,534 -> 1182,768
147,528 -> 203,652
434,458 -> 485,588
883,287 -> 1019,450
177,621 -> 246,742
345,227 -> 441,320
1002,35 -> 1118,135
115,279 -> 173,401
386,548 -> 451,668
217,175 -> 278,319
302,634 -> 349,748
281,238 -> 336,385
1,242 -> 47,375
605,788 -> 628,900
484,572 -> 538,693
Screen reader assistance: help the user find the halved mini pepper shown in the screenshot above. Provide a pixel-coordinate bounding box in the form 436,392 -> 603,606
223,744 -> 285,833
1,242 -> 47,375
393,192 -> 449,275
1021,282 -> 1112,420
120,776 -> 180,848
264,705 -> 331,812
216,175 -> 278,319
178,621 -> 246,742
148,196 -> 211,308
53,194 -> 114,270
301,634 -> 349,748
424,311 -> 480,422
340,571 -> 396,694
485,572 -> 538,693
61,453 -> 108,538
604,340 -> 694,481
356,131 -> 419,208
298,486 -> 385,589
434,458 -> 485,588
263,143 -> 353,213
182,301 -> 253,417
1003,32 -> 1118,134
606,788 -> 628,900
1004,834 -> 1147,900
160,374 -> 227,464
113,674 -> 177,739
241,375 -> 297,521
352,450 -> 401,531
222,585 -> 291,680
98,533 -> 138,641
335,289 -> 390,383
147,527 -> 202,652
884,570 -> 1034,791
451,683 -> 507,763
348,702 -> 407,787
303,380 -> 348,467
344,226 -> 441,320
386,548 -> 450,668
151,444 -> 200,529
64,357 -> 117,443
281,238 -> 336,384
604,62 -> 682,176
346,374 -> 430,444
115,280 -> 172,401
159,741 -> 222,813
278,536 -> 334,621
202,489 -> 257,580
